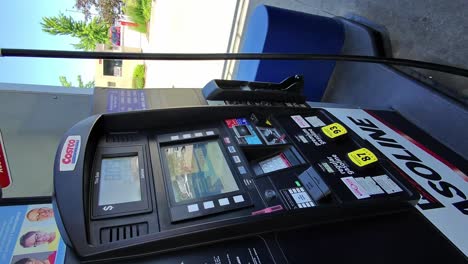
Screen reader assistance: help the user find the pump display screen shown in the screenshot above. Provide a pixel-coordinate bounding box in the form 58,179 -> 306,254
259,153 -> 292,173
163,141 -> 239,203
98,156 -> 141,206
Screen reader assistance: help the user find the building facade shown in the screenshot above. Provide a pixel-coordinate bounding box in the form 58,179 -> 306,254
95,25 -> 145,88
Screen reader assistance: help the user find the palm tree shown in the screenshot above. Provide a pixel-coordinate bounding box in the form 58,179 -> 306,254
41,13 -> 109,51
59,75 -> 95,88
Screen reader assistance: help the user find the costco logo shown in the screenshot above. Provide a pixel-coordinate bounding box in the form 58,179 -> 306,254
59,135 -> 81,171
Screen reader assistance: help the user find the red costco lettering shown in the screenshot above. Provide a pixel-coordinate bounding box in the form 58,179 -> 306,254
62,139 -> 76,164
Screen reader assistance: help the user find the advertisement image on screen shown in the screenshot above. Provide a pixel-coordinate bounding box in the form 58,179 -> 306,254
98,156 -> 141,206
163,141 -> 239,203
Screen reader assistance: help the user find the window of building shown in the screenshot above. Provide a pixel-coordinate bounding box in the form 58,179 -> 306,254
103,59 -> 123,77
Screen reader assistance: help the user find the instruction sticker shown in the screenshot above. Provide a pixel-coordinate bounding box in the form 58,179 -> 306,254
326,155 -> 355,175
291,115 -> 311,128
302,129 -> 326,146
305,116 -> 326,127
107,89 -> 147,113
355,177 -> 384,195
341,177 -> 370,199
373,175 -> 403,194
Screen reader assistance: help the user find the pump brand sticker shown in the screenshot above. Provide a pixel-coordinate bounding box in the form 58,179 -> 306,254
355,177 -> 384,195
59,135 -> 81,171
341,176 -> 370,199
373,175 -> 403,194
291,115 -> 311,128
0,130 -> 12,188
305,116 -> 326,127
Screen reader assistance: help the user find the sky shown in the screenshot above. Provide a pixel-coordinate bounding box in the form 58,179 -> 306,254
0,0 -> 95,87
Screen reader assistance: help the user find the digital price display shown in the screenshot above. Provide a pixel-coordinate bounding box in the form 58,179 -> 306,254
98,156 -> 141,206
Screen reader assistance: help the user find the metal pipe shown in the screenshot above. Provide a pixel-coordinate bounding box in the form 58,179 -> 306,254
1,48 -> 468,78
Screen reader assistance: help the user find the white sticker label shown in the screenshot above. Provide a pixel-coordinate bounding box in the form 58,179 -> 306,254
233,156 -> 241,163
194,132 -> 203,137
291,115 -> 311,128
321,162 -> 335,174
291,192 -> 312,203
341,176 -> 370,199
170,135 -> 179,140
59,135 -> 81,172
305,116 -> 326,127
206,131 -> 215,136
187,204 -> 199,212
355,177 -> 385,195
298,135 -> 309,143
182,134 -> 191,139
373,175 -> 403,194
228,146 -> 236,153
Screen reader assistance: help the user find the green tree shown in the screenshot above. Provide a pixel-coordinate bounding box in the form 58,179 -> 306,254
41,13 -> 109,51
75,0 -> 124,25
59,76 -> 72,87
59,75 -> 95,88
